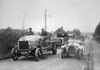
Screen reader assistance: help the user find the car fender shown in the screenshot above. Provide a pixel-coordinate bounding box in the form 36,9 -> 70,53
35,48 -> 40,55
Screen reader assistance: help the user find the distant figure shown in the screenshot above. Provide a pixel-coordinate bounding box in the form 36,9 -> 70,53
41,28 -> 48,36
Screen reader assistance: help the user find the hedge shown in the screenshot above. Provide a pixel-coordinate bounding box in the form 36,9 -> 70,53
0,27 -> 28,54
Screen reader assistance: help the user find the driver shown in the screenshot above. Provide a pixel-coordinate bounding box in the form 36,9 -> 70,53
41,28 -> 48,36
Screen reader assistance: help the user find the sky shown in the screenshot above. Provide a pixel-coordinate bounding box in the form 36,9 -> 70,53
0,0 -> 100,32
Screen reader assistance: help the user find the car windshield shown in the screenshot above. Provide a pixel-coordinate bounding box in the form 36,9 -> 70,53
68,39 -> 81,43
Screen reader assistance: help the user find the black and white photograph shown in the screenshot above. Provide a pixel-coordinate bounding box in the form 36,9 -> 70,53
0,0 -> 100,70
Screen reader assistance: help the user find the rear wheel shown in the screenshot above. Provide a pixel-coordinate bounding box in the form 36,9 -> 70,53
66,52 -> 69,57
35,48 -> 41,61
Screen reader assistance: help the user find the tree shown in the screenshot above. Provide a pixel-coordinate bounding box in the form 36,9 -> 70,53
0,27 -> 22,53
73,29 -> 82,38
94,22 -> 100,36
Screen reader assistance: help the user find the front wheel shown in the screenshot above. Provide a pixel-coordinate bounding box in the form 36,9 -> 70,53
52,44 -> 57,55
12,54 -> 18,61
11,48 -> 18,61
78,49 -> 83,60
61,48 -> 66,58
76,49 -> 83,59
35,48 -> 41,61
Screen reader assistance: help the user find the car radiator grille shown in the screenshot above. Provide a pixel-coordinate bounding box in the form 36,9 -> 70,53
19,41 -> 29,49
68,46 -> 76,53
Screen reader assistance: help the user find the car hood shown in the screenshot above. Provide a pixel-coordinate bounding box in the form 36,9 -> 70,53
19,35 -> 46,41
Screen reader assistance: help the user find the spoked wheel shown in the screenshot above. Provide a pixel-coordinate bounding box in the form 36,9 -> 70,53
61,48 -> 66,58
12,54 -> 18,61
78,49 -> 83,60
11,48 -> 18,61
66,52 -> 69,57
76,49 -> 83,60
35,48 -> 41,61
61,52 -> 65,58
52,44 -> 57,55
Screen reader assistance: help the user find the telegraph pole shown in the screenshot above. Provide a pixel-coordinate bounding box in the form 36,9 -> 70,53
22,10 -> 27,36
45,9 -> 47,31
22,11 -> 27,30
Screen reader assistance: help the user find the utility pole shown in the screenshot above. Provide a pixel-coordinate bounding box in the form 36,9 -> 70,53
22,10 -> 27,36
45,9 -> 47,31
22,11 -> 27,31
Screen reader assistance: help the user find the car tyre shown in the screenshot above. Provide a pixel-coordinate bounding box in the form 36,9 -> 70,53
61,48 -> 66,58
35,48 -> 41,61
12,54 -> 18,61
66,52 -> 69,57
78,49 -> 83,60
11,48 -> 18,61
76,49 -> 83,60
52,44 -> 57,55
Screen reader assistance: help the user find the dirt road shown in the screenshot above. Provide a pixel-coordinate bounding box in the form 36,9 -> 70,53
0,49 -> 87,70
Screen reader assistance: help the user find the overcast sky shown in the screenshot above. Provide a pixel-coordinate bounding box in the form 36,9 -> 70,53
0,0 -> 100,32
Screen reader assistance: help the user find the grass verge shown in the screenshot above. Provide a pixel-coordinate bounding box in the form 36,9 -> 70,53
0,53 -> 11,60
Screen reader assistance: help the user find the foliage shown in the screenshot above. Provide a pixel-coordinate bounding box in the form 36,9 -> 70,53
67,29 -> 82,38
94,22 -> 100,36
0,27 -> 28,53
73,29 -> 82,38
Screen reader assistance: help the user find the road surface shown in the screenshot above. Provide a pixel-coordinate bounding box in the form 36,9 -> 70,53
0,40 -> 90,70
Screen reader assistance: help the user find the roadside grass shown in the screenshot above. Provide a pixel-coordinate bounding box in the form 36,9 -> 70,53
84,40 -> 94,70
93,40 -> 100,70
0,43 -> 12,60
0,53 -> 11,60
95,36 -> 100,44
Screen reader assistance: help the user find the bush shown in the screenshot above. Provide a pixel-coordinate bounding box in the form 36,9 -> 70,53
94,22 -> 100,36
95,36 -> 100,43
0,27 -> 25,53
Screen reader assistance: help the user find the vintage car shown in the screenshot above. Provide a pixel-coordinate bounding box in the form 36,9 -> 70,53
11,35 -> 57,61
56,33 -> 68,47
61,39 -> 84,59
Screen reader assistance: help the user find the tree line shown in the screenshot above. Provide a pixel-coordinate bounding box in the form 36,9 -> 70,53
93,22 -> 100,41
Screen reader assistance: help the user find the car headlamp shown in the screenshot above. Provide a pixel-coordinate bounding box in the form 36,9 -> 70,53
61,45 -> 65,48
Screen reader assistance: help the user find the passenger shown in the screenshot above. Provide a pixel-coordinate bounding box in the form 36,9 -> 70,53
41,28 -> 48,36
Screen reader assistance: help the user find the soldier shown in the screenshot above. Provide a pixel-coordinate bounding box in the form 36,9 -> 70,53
41,28 -> 48,36
28,28 -> 34,35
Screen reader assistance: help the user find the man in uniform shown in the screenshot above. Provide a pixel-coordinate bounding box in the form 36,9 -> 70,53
41,28 -> 48,36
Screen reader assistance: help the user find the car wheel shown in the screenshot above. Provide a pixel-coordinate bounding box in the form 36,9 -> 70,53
61,52 -> 65,58
76,49 -> 83,59
61,48 -> 66,58
11,48 -> 18,61
66,52 -> 69,57
35,48 -> 41,61
52,44 -> 57,55
78,49 -> 83,60
12,54 -> 18,61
